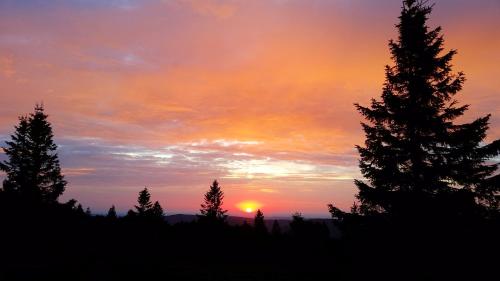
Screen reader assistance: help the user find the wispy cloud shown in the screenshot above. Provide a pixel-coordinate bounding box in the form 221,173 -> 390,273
178,0 -> 238,19
0,0 -> 498,215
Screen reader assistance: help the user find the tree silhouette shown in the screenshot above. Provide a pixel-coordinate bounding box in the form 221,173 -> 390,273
0,105 -> 66,203
85,207 -> 92,216
134,187 -> 153,216
354,0 -> 499,218
0,116 -> 29,195
76,203 -> 85,216
199,180 -> 227,223
125,209 -> 137,219
151,201 -> 165,220
127,188 -> 164,222
290,212 -> 305,236
254,209 -> 268,235
327,204 -> 345,222
350,202 -> 360,215
107,205 -> 117,219
291,212 -> 304,223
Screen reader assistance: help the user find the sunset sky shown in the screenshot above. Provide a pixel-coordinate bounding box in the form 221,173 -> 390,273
0,0 -> 499,217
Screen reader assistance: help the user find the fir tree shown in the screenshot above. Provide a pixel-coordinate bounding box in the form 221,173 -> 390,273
327,204 -> 345,221
354,0 -> 499,218
134,187 -> 153,216
129,188 -> 164,221
0,105 -> 66,203
199,180 -> 227,222
65,199 -> 77,210
350,202 -> 360,215
290,212 -> 305,236
151,201 -> 165,219
107,205 -> 117,219
254,209 -> 268,235
75,204 -> 85,216
0,116 -> 30,195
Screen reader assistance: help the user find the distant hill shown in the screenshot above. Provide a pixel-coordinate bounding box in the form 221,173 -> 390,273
165,214 -> 340,238
164,214 -> 198,224
165,214 -> 265,226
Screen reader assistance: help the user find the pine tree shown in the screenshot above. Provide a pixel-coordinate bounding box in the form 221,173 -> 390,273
199,180 -> 227,222
129,188 -> 164,221
254,209 -> 268,235
85,207 -> 92,216
290,212 -> 305,236
107,205 -> 118,219
327,204 -> 345,221
151,201 -> 165,220
0,105 -> 66,203
75,204 -> 85,216
354,0 -> 499,218
64,198 -> 77,210
134,187 -> 153,216
350,202 -> 360,215
0,116 -> 30,195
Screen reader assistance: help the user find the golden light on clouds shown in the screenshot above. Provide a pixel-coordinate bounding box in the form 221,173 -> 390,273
0,0 -> 498,215
236,201 -> 262,214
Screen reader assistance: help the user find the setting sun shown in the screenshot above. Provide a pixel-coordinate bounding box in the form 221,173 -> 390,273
236,201 -> 262,214
0,0 -> 497,279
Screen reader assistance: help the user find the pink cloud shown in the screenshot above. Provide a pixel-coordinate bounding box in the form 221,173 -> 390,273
0,0 -> 498,215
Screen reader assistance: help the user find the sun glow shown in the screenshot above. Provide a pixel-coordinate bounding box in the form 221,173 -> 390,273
236,201 -> 262,214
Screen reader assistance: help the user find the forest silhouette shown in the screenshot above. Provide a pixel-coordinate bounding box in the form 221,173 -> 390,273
0,1 -> 498,280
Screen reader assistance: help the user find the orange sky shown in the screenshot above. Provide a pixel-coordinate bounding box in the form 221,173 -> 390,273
0,0 -> 499,217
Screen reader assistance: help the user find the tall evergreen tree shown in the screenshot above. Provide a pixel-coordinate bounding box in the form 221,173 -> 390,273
254,209 -> 268,235
128,188 -> 164,221
0,105 -> 66,203
327,204 -> 345,221
134,187 -> 153,216
0,116 -> 30,195
151,201 -> 165,219
354,0 -> 499,218
199,180 -> 227,222
75,203 -> 85,216
290,212 -> 307,237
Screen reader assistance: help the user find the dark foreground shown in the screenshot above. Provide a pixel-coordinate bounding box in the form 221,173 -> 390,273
1,197 -> 498,281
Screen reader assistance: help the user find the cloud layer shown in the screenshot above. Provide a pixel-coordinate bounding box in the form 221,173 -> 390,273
0,0 -> 499,216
